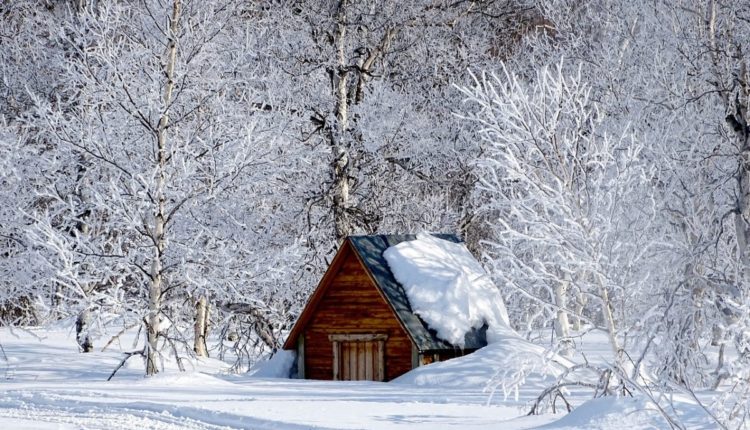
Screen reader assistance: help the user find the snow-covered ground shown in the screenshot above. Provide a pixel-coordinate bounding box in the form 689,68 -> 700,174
0,326 -> 716,429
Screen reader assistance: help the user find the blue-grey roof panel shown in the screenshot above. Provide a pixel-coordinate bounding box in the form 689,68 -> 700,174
348,234 -> 488,352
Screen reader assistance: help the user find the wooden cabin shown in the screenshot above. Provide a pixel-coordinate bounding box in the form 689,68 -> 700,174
282,234 -> 487,382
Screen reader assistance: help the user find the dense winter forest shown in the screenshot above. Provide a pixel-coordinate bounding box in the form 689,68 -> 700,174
2,0 -> 750,427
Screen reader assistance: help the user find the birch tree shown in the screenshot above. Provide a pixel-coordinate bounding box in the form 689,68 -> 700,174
251,0 -> 534,267
461,60 -> 656,363
29,0 -> 288,375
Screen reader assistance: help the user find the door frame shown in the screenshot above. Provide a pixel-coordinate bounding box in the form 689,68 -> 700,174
329,333 -> 388,381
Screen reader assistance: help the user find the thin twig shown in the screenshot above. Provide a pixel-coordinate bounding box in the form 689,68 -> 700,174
101,321 -> 140,352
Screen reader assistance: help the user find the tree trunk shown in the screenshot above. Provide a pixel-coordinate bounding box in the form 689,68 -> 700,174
194,295 -> 209,357
711,343 -> 726,390
553,281 -> 572,357
598,280 -> 623,366
146,0 -> 180,377
331,0 -> 352,242
570,292 -> 586,331
75,308 -> 93,353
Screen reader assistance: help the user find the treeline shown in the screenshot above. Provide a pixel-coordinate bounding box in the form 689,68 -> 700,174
2,0 -> 750,425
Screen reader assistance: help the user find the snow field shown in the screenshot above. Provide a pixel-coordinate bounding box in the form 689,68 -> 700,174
0,326 -> 719,429
0,327 -> 556,429
0,230 -> 722,430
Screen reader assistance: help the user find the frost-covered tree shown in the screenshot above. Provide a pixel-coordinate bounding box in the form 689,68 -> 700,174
480,0 -> 750,425
0,123 -> 47,326
254,0 -> 534,252
659,1 -> 750,423
0,0 -> 79,328
461,60 -> 656,363
0,0 -> 539,370
27,0 -> 298,375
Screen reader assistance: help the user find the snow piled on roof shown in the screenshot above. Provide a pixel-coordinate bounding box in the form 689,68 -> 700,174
383,232 -> 510,347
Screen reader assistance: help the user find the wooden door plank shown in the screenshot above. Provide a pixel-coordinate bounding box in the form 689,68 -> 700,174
357,342 -> 365,380
376,340 -> 385,382
343,342 -> 349,380
344,342 -> 351,381
332,340 -> 339,381
349,341 -> 358,380
364,341 -> 373,380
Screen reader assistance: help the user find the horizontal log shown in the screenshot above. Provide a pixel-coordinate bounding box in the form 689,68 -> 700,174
340,258 -> 366,269
314,309 -> 393,317
329,333 -> 389,341
304,340 -> 410,350
305,346 -> 412,358
330,272 -> 371,281
317,293 -> 387,301
320,292 -> 381,301
314,303 -> 393,312
309,319 -> 401,328
305,334 -> 410,344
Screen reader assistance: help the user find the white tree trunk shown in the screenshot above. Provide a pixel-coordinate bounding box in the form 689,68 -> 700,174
331,0 -> 352,242
598,280 -> 622,366
570,292 -> 586,331
553,281 -> 572,357
146,0 -> 180,377
194,295 -> 209,358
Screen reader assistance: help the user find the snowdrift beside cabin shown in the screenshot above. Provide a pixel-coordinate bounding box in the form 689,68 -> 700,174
248,350 -> 296,378
386,233 -> 572,392
391,330 -> 571,391
383,232 -> 510,347
537,396 -> 714,430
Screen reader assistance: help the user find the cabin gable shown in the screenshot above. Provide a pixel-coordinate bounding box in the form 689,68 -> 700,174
300,245 -> 414,381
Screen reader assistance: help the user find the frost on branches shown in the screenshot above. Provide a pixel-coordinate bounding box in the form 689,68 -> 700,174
25,0 -> 299,375
460,60 -> 655,365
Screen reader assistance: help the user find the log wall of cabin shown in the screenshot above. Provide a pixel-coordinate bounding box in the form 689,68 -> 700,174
303,248 -> 414,381
418,349 -> 477,366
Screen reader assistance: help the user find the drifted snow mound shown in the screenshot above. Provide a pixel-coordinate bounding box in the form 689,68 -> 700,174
538,396 -> 715,429
392,331 -> 571,392
140,371 -> 239,388
383,232 -> 510,347
248,350 -> 296,378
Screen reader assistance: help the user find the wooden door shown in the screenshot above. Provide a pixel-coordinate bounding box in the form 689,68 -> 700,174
329,334 -> 387,381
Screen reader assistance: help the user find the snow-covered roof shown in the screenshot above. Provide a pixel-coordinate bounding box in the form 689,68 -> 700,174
348,234 -> 489,352
383,233 -> 510,348
282,234 -> 489,352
